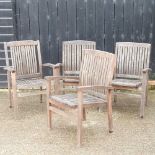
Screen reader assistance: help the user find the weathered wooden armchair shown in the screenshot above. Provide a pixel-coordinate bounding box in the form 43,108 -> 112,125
46,49 -> 116,146
112,42 -> 151,118
45,40 -> 96,86
4,40 -> 55,110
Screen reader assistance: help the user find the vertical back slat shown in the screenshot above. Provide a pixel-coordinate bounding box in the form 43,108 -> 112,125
62,40 -> 96,75
5,40 -> 42,79
80,49 -> 116,98
115,42 -> 151,79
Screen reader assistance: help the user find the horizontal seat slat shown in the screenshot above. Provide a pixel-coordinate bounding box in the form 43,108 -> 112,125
50,94 -> 106,108
17,90 -> 46,97
112,79 -> 142,88
17,78 -> 46,89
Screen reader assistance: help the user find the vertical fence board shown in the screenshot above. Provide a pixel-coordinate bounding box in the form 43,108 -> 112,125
57,0 -> 67,62
150,0 -> 155,71
124,0 -> 133,41
115,0 -> 124,42
67,0 -> 76,40
143,0 -> 153,43
96,0 -> 104,50
76,0 -> 86,40
19,0 -> 30,39
86,0 -> 96,41
104,0 -> 113,52
15,0 -> 21,39
38,0 -> 49,65
133,0 -> 143,42
29,0 -> 39,40
48,0 -> 58,64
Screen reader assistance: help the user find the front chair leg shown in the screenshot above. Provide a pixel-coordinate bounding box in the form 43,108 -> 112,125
77,109 -> 83,147
40,86 -> 43,103
83,108 -> 86,121
8,85 -> 13,108
11,71 -> 18,113
113,89 -> 117,104
77,91 -> 83,147
12,89 -> 18,115
145,85 -> 148,106
107,89 -> 113,133
48,107 -> 52,129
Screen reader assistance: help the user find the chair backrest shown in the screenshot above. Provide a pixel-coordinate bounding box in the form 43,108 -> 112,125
115,42 -> 151,79
4,40 -> 42,79
80,49 -> 116,98
62,40 -> 96,76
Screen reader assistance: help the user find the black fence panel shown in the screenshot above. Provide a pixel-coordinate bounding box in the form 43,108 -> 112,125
15,0 -> 155,68
1,0 -> 155,88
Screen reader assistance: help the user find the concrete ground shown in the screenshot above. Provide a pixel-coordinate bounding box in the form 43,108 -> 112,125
0,90 -> 155,155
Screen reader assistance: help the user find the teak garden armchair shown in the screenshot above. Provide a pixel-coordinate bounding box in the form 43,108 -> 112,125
4,40 -> 54,111
45,40 -> 96,86
112,42 -> 151,118
46,49 -> 116,146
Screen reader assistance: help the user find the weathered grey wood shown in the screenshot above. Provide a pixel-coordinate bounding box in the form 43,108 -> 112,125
62,40 -> 96,75
113,42 -> 151,118
53,40 -> 96,86
46,49 -> 116,146
4,40 -> 54,110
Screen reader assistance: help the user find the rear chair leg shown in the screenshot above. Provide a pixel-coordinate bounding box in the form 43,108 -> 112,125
140,93 -> 145,118
77,111 -> 82,147
12,89 -> 18,117
48,103 -> 52,129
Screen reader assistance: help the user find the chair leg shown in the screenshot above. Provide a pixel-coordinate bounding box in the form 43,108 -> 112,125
145,85 -> 148,106
12,89 -> 18,114
113,89 -> 117,104
107,89 -> 113,133
47,102 -> 52,129
48,108 -> 52,129
83,108 -> 86,121
8,85 -> 13,108
77,111 -> 82,147
11,72 -> 17,113
114,95 -> 117,103
140,92 -> 145,118
40,86 -> 43,103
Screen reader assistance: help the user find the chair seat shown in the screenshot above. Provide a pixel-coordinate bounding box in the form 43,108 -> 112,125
63,79 -> 79,83
50,93 -> 105,108
17,78 -> 46,89
112,78 -> 142,88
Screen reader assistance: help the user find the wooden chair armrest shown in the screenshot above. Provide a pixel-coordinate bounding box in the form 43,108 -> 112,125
42,63 -> 62,68
77,85 -> 113,91
4,66 -> 16,72
143,68 -> 152,73
45,76 -> 79,81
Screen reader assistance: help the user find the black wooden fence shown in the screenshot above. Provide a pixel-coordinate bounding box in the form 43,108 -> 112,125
15,0 -> 155,71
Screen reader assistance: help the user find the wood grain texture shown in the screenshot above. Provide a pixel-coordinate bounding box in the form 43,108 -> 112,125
113,42 -> 151,118
4,40 -> 53,110
46,49 -> 116,146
